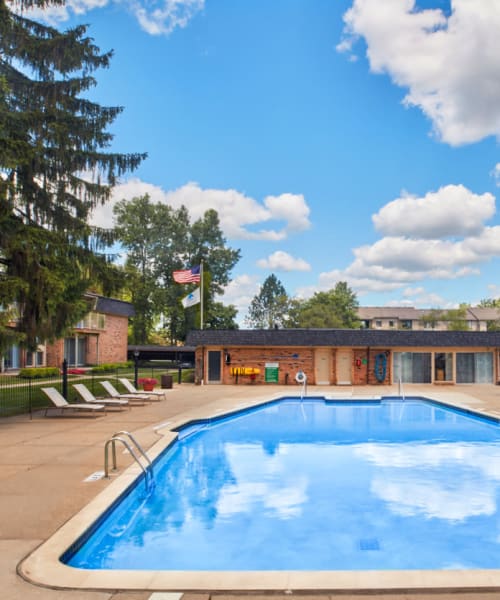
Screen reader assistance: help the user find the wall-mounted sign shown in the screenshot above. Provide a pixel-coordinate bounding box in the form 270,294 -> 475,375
265,362 -> 279,383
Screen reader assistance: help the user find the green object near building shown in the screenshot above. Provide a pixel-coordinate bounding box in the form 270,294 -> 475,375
265,362 -> 279,383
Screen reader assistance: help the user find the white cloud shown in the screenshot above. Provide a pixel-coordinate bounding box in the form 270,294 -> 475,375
372,185 -> 495,239
492,163 -> 500,186
20,0 -> 204,35
299,182 -> 498,301
354,237 -> 480,272
399,287 -> 453,308
17,0 -> 109,24
90,178 -> 311,241
486,284 -> 500,300
216,274 -> 261,323
339,0 -> 500,145
256,251 -> 311,272
263,193 -> 311,233
131,0 -> 204,36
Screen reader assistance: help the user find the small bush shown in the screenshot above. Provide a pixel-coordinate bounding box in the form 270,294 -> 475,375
91,362 -> 132,373
18,367 -> 60,379
181,369 -> 195,383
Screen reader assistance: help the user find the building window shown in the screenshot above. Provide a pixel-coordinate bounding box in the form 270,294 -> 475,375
401,320 -> 412,329
26,350 -> 44,367
64,335 -> 87,366
75,312 -> 106,330
375,320 -> 382,328
456,352 -> 493,383
393,352 -> 432,383
389,320 -> 395,328
4,345 -> 20,369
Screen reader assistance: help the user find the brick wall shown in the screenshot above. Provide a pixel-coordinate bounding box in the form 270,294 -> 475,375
223,347 -> 314,385
45,340 -> 64,367
45,314 -> 129,367
196,346 -> 392,385
94,314 -> 129,364
351,349 -> 391,385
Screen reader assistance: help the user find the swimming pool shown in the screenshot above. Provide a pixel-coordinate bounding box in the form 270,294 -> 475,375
62,396 -> 500,572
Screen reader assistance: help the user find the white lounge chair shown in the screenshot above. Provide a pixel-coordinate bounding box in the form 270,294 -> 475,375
73,383 -> 131,409
42,387 -> 106,417
100,380 -> 156,403
118,378 -> 166,399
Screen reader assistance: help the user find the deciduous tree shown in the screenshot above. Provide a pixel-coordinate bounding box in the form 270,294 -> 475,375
113,196 -> 240,343
289,282 -> 360,328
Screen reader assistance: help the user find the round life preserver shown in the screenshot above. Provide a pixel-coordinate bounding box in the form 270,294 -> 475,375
374,352 -> 387,383
295,370 -> 307,384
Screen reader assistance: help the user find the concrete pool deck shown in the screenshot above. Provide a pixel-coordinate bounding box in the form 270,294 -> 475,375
4,382 -> 500,600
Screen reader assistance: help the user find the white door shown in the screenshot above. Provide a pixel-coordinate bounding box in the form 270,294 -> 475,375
315,349 -> 331,384
336,349 -> 352,385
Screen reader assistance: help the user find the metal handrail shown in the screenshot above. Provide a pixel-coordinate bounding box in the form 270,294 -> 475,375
398,377 -> 405,400
104,434 -> 154,492
112,430 -> 154,474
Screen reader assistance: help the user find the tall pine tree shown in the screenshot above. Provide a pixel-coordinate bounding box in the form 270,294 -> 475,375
0,1 -> 146,349
245,274 -> 291,329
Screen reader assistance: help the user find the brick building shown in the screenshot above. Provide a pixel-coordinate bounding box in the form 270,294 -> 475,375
357,306 -> 500,331
2,294 -> 134,371
186,328 -> 500,386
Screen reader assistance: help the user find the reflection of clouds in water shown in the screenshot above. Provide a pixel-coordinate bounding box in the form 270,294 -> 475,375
217,481 -> 308,519
356,443 -> 500,521
356,443 -> 500,477
216,443 -> 308,519
372,476 -> 495,521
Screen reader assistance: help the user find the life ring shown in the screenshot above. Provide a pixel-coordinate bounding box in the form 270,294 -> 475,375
374,353 -> 387,383
295,370 -> 307,384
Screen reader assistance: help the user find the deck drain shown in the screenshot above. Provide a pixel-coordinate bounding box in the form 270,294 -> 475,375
83,471 -> 104,482
359,538 -> 380,551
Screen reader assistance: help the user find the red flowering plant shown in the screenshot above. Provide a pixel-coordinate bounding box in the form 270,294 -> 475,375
138,377 -> 158,386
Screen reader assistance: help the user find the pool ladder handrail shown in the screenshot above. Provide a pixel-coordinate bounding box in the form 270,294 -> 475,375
398,377 -> 405,400
104,430 -> 155,492
300,378 -> 307,400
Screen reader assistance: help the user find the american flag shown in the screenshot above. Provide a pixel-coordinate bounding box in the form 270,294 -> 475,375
173,265 -> 201,284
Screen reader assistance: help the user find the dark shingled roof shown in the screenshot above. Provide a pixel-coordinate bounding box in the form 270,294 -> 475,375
94,296 -> 135,317
186,328 -> 500,348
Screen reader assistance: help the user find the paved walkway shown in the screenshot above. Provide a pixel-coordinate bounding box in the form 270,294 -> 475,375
2,382 -> 500,600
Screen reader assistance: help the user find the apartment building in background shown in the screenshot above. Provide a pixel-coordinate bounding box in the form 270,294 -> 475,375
1,293 -> 134,371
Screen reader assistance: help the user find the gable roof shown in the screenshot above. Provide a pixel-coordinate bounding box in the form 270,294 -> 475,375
186,328 -> 500,348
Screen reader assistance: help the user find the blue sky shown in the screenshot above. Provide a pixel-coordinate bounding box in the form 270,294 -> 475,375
33,0 -> 500,322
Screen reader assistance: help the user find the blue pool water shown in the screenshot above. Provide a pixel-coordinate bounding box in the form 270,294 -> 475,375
65,397 -> 500,571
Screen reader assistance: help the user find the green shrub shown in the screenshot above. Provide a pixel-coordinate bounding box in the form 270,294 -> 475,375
18,367 -> 60,379
181,369 -> 195,383
91,362 -> 132,373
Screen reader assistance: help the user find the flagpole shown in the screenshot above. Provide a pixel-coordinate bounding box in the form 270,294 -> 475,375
200,260 -> 204,330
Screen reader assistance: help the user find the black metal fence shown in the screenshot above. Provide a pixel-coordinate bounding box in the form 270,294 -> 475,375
0,360 -> 194,419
